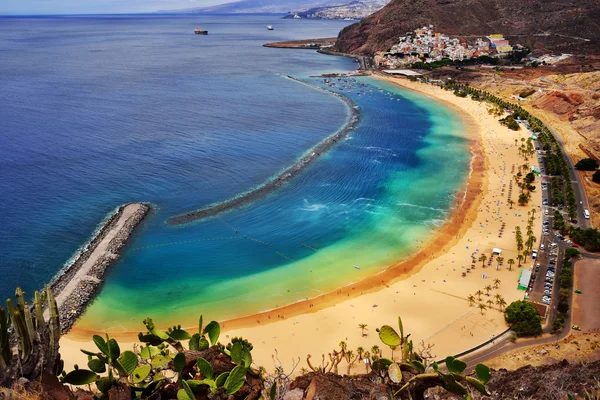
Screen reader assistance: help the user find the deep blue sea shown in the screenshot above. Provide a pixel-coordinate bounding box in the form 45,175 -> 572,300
0,15 -> 469,331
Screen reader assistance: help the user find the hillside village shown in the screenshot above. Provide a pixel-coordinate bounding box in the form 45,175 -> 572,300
374,25 -> 525,68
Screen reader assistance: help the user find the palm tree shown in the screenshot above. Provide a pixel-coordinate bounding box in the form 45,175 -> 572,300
478,303 -> 487,315
517,254 -> 524,267
529,235 -> 537,249
339,341 -> 348,355
507,258 -> 515,271
484,285 -> 493,296
493,278 -> 501,288
356,346 -> 365,360
358,323 -> 368,337
496,296 -> 507,311
345,350 -> 356,374
467,294 -> 476,306
475,290 -> 484,301
370,345 -> 381,358
480,254 -> 487,267
507,199 -> 514,209
523,249 -> 529,262
486,299 -> 495,309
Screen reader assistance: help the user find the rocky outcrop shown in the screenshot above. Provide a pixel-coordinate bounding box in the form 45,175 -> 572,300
484,359 -> 600,399
286,360 -> 600,399
290,372 -> 393,400
335,0 -> 600,55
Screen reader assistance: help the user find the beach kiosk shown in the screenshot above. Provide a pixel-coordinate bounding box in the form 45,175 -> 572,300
517,270 -> 532,290
492,248 -> 502,255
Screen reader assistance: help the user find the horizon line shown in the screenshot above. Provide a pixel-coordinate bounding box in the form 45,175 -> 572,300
0,11 -> 289,17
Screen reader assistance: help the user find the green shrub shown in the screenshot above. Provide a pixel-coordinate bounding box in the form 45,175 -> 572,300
575,158 -> 598,171
504,301 -> 542,337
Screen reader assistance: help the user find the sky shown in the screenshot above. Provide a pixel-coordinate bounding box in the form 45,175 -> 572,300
0,0 -> 226,15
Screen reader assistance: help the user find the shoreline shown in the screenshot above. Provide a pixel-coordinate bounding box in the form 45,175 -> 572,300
48,203 -> 150,333
167,75 -> 360,225
68,78 -> 486,339
196,75 -> 487,332
63,72 -> 541,377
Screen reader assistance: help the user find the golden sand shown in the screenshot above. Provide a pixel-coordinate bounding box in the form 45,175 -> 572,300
61,75 -> 543,374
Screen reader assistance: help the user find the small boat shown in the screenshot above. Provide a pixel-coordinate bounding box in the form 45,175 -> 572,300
194,27 -> 208,35
267,25 -> 274,30
354,265 -> 360,270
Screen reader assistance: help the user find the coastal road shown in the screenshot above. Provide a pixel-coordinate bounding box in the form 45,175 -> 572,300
451,86 -> 593,370
546,124 -> 592,229
462,252 -> 600,369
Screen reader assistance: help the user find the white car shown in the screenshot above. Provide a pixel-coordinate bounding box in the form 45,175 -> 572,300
540,244 -> 545,250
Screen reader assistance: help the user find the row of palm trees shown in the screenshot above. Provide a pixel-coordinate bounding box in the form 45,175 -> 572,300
478,254 -> 515,270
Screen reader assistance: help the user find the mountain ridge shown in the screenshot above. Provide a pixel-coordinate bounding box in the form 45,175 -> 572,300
159,0 -> 345,14
334,0 -> 600,55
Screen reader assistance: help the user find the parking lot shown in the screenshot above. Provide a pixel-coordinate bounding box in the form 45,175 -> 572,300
524,141 -> 577,321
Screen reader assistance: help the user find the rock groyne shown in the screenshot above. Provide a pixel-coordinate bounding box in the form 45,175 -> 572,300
168,75 -> 360,225
47,203 -> 150,333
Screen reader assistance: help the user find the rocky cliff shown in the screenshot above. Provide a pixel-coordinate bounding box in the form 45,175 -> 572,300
335,0 -> 600,55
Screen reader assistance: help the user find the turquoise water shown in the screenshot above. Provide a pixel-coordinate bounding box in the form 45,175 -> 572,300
78,77 -> 470,331
0,15 -> 469,331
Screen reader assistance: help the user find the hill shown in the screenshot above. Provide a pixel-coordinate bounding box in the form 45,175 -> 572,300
161,0 -> 338,14
335,0 -> 600,55
283,0 -> 389,20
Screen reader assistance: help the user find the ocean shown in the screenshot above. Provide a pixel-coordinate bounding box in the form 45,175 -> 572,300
0,14 -> 470,331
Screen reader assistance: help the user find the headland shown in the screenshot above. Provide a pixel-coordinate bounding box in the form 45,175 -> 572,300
167,75 -> 360,225
48,203 -> 150,333
263,38 -> 336,50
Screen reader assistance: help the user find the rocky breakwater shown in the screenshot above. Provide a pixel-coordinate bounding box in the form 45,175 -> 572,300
47,203 -> 150,333
168,75 -> 360,225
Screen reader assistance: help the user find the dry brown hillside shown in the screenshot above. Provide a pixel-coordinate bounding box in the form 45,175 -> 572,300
335,0 -> 600,55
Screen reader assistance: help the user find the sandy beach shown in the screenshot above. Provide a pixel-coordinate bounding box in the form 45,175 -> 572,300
60,76 -> 542,374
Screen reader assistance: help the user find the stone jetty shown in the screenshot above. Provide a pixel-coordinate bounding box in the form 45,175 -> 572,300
47,203 -> 150,333
167,75 -> 360,225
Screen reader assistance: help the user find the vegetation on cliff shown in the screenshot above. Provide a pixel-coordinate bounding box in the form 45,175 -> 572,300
1,287 -> 495,400
3,286 -> 600,399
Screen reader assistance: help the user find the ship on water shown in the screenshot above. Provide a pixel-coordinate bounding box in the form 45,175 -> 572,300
194,27 -> 208,35
267,25 -> 274,30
